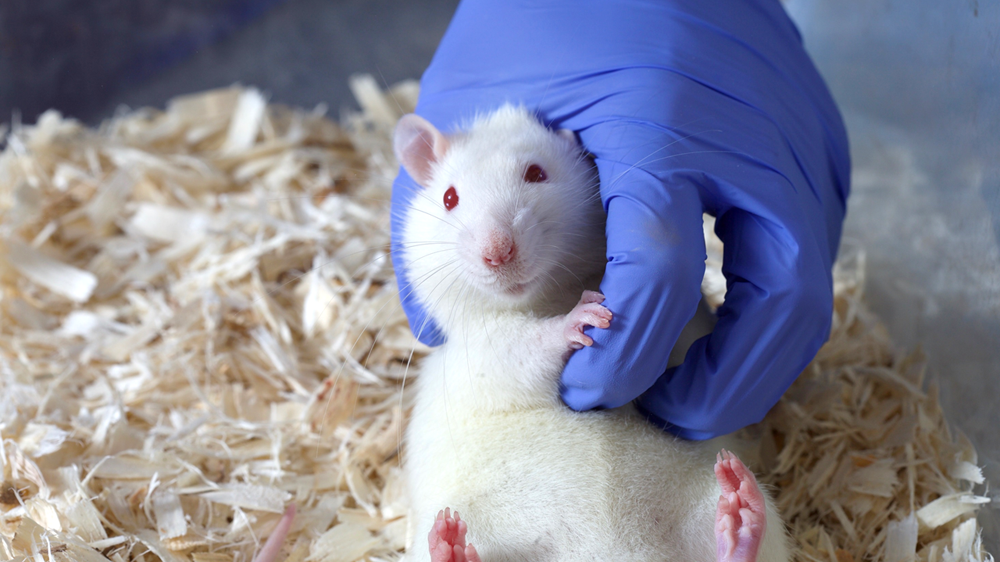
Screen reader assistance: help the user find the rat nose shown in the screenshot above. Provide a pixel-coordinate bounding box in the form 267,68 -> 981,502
482,230 -> 516,267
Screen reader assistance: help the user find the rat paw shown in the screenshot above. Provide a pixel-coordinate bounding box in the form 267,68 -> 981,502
564,291 -> 612,350
428,508 -> 481,562
714,450 -> 766,562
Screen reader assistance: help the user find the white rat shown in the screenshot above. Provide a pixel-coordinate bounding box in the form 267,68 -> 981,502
394,105 -> 790,562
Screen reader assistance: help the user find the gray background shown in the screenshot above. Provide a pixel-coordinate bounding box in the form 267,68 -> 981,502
0,0 -> 459,124
2,0 -> 997,549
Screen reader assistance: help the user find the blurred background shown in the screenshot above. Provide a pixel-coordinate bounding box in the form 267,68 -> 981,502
0,0 -> 459,124
1,0 -> 997,549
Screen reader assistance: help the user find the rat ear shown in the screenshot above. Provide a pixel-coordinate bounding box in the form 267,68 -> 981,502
556,128 -> 578,145
394,114 -> 450,187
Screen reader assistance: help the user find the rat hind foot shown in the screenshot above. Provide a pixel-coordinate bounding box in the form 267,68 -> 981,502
429,508 -> 481,562
714,450 -> 766,562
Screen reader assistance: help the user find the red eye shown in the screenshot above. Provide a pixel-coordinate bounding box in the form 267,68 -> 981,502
524,164 -> 547,183
443,186 -> 459,211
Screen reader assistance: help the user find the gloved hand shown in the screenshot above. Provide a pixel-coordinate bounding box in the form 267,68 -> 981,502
391,0 -> 850,439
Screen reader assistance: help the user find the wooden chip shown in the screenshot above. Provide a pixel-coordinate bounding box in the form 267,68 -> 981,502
309,522 -> 381,562
885,513 -> 918,562
128,203 -> 210,243
4,238 -> 97,302
223,89 -> 268,154
916,494 -> 990,530
18,422 -> 70,457
200,484 -> 292,513
65,499 -> 108,543
152,489 -> 188,539
11,518 -> 46,552
948,460 -> 985,485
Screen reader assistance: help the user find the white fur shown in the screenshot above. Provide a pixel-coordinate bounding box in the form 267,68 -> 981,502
396,106 -> 791,562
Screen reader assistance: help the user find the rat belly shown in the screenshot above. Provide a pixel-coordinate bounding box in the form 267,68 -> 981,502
404,400 -> 722,562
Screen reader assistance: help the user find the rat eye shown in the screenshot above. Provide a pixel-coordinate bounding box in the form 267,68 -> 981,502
443,186 -> 459,211
524,164 -> 547,183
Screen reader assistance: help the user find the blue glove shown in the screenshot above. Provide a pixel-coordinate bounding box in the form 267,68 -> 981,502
391,0 -> 850,439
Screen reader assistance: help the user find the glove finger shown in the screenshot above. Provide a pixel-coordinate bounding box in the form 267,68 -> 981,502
560,160 -> 706,411
636,206 -> 834,439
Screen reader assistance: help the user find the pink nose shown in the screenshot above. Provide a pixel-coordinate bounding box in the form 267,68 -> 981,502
482,231 -> 516,267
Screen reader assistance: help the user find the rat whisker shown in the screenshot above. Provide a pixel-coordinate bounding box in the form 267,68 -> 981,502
523,220 -> 599,238
620,149 -> 744,176
602,128 -> 723,187
396,240 -> 460,248
396,273 -> 455,467
251,237 -> 454,310
375,68 -> 407,117
317,256 -> 461,435
536,256 -> 584,288
403,202 -> 463,232
431,263 -> 474,451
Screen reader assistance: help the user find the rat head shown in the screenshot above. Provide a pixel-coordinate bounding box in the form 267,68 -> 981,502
394,105 -> 606,327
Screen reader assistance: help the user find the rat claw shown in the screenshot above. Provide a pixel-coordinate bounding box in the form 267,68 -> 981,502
579,303 -> 612,323
588,304 -> 613,321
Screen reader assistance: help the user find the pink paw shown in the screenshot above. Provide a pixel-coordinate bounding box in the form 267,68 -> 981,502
564,291 -> 612,350
429,508 -> 481,562
715,450 -> 766,562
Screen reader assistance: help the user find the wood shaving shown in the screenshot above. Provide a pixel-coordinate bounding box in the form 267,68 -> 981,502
0,78 -> 992,562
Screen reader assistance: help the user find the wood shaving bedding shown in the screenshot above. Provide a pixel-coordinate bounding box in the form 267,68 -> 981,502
0,76 -> 991,562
